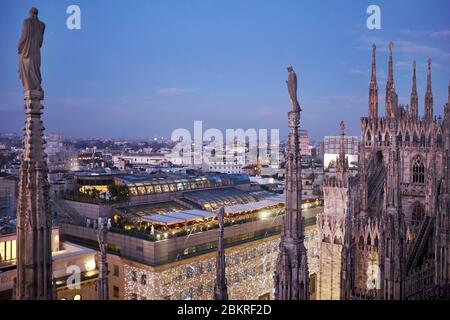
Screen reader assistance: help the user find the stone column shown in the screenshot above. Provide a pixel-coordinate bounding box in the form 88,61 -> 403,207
97,217 -> 109,300
214,206 -> 228,300
16,89 -> 54,300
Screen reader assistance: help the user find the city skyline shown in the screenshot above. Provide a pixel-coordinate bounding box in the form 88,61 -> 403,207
1,0 -> 450,140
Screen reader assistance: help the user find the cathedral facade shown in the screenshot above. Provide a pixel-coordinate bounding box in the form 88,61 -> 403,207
318,42 -> 450,300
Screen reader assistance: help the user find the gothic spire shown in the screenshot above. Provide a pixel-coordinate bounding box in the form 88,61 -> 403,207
336,121 -> 349,184
369,44 -> 378,119
274,66 -> 309,300
410,60 -> 419,121
15,8 -> 54,300
214,206 -> 228,300
386,41 -> 398,120
425,58 -> 434,123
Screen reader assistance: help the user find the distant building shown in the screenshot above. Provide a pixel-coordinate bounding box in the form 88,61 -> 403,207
45,133 -> 65,156
323,135 -> 358,169
56,172 -> 322,299
299,130 -> 310,156
0,173 -> 18,218
0,228 -> 98,300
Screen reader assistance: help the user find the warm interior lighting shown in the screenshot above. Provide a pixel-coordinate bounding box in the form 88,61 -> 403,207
84,258 -> 96,271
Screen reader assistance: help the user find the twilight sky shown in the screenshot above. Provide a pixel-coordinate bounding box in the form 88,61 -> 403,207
0,0 -> 449,141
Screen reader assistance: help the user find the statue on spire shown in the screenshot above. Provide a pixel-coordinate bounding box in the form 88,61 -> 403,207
287,66 -> 302,112
18,7 -> 45,94
275,66 -> 309,300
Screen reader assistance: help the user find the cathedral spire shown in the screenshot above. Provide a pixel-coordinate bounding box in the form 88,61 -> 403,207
410,61 -> 419,121
336,121 -> 349,184
274,66 -> 309,300
386,41 -> 398,120
368,44 -> 378,119
214,206 -> 228,300
16,8 -> 54,300
425,58 -> 434,123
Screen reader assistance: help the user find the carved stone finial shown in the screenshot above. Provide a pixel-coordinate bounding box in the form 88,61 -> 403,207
389,41 -> 394,55
340,120 -> 345,134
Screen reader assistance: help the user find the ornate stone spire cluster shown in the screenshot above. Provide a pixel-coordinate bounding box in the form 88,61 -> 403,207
410,61 -> 419,121
385,41 -> 398,120
274,66 -> 309,300
369,44 -> 378,119
425,59 -> 434,123
214,206 -> 228,300
15,8 -> 54,300
335,121 -> 349,184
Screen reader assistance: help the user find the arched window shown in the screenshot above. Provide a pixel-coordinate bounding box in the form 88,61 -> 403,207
420,133 -> 426,147
366,131 -> 372,146
378,132 -> 382,146
437,134 -> 443,147
374,236 -> 379,247
405,132 -> 410,146
385,133 -> 390,146
397,133 -> 402,147
367,234 -> 372,246
413,132 -> 419,145
411,202 -> 425,226
412,158 -> 425,184
359,236 -> 365,249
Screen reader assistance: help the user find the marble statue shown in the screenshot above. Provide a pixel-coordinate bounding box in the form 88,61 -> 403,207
18,7 -> 45,92
286,66 -> 301,112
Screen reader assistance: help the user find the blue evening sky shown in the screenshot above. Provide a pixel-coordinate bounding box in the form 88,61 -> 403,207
1,0 -> 449,140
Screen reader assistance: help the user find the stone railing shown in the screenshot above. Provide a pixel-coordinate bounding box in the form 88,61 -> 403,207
404,263 -> 436,299
400,183 -> 425,196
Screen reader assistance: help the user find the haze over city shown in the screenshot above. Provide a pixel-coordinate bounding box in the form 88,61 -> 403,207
1,0 -> 449,140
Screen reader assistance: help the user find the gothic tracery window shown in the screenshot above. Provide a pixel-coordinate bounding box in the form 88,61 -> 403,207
412,158 -> 425,184
420,133 -> 426,147
366,131 -> 372,147
411,202 -> 425,226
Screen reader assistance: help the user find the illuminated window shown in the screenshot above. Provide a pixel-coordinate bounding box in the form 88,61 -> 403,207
412,158 -> 425,184
130,187 -> 138,196
162,184 -> 170,193
177,183 -> 184,191
0,242 -> 5,262
162,272 -> 170,286
154,185 -> 162,193
137,186 -> 146,195
145,185 -> 154,194
5,241 -> 11,260
73,294 -> 81,300
169,184 -> 176,192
